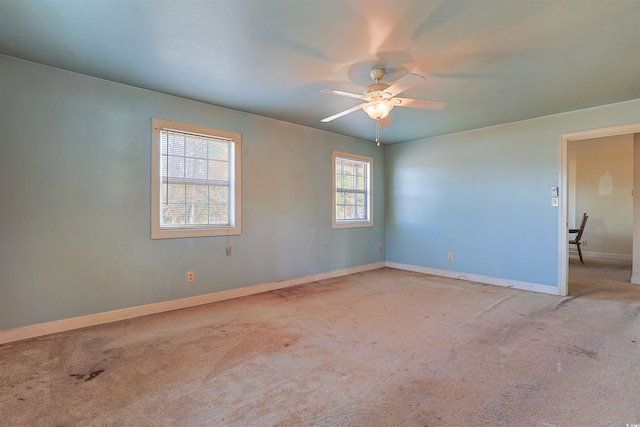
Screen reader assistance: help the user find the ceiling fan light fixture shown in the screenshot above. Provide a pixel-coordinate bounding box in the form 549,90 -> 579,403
321,69 -> 445,126
363,101 -> 394,120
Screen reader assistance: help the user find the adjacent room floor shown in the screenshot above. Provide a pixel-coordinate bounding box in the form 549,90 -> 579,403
1,262 -> 639,426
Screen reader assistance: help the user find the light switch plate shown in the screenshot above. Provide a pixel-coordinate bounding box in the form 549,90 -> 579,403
551,186 -> 559,197
552,197 -> 559,207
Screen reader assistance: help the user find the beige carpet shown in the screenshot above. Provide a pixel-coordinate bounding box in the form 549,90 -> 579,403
1,260 -> 639,426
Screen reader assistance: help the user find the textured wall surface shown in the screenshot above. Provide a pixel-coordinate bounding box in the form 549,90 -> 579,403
386,99 -> 640,288
0,55 -> 386,330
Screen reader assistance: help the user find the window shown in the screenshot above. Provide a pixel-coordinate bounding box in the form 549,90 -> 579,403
332,151 -> 373,228
151,118 -> 241,239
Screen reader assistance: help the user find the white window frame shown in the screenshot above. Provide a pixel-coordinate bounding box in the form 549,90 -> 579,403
151,118 -> 242,239
332,150 -> 373,229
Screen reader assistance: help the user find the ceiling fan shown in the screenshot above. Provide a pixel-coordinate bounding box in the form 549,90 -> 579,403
321,69 -> 446,130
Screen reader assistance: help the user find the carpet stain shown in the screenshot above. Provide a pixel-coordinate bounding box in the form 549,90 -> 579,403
271,282 -> 338,299
553,296 -> 575,310
70,369 -> 105,382
474,294 -> 513,317
567,344 -> 597,359
202,322 -> 301,381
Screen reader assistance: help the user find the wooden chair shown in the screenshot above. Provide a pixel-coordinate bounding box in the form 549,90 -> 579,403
569,213 -> 588,264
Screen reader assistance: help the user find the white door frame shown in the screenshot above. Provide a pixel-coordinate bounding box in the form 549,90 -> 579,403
558,122 -> 640,296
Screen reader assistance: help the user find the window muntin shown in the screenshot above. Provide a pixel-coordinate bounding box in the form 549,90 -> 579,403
152,119 -> 241,239
332,151 -> 373,228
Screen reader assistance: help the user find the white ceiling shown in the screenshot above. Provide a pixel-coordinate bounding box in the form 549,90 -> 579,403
1,0 -> 639,144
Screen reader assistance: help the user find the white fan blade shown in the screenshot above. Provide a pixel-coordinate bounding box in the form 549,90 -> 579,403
394,97 -> 446,111
321,103 -> 367,122
382,73 -> 425,98
379,115 -> 392,128
321,88 -> 365,99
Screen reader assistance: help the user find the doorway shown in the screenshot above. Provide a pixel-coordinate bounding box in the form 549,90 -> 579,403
558,123 -> 640,296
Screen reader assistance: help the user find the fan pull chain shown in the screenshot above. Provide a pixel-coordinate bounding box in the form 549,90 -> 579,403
376,119 -> 381,146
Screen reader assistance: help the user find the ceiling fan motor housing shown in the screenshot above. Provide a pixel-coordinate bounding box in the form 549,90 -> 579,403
363,83 -> 389,100
370,69 -> 385,81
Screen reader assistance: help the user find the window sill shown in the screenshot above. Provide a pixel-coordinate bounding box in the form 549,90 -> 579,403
332,221 -> 374,229
151,226 -> 242,239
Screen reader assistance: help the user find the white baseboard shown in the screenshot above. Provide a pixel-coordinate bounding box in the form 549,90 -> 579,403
0,261 -> 386,345
579,251 -> 632,261
385,262 -> 559,296
631,276 -> 640,285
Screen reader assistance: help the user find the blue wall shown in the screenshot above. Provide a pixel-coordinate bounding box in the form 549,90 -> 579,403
1,52 -> 638,332
386,100 -> 640,287
0,55 -> 386,330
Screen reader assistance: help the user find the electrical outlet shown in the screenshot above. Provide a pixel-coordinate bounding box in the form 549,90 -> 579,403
448,252 -> 454,261
379,246 -> 383,254
226,246 -> 232,256
186,271 -> 195,283
582,240 -> 587,246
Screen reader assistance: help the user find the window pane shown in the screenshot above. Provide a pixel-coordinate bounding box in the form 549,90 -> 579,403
186,185 -> 208,203
210,185 -> 229,204
166,184 -> 185,204
209,204 -> 229,224
356,205 -> 365,219
356,193 -> 364,206
345,192 -> 355,204
163,204 -> 185,225
357,177 -> 365,190
166,155 -> 184,178
208,160 -> 229,181
186,137 -> 207,158
336,192 -> 344,204
343,175 -> 354,190
185,158 -> 208,179
345,205 -> 354,219
209,141 -> 229,161
186,204 -> 209,224
336,205 -> 344,220
167,134 -> 184,155
343,162 -> 353,175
